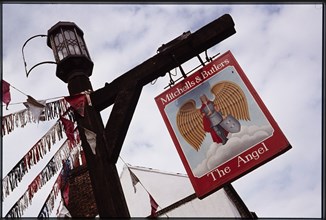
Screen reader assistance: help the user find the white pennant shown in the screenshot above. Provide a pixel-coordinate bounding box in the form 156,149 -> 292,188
129,168 -> 140,193
81,90 -> 92,106
56,200 -> 72,217
84,128 -> 97,155
23,96 -> 46,123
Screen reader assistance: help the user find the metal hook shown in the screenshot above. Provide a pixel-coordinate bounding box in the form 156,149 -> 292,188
22,34 -> 57,77
205,50 -> 213,62
168,71 -> 175,87
197,54 -> 205,67
171,54 -> 187,79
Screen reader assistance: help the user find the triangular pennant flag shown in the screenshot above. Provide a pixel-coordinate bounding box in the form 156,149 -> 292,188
56,202 -> 72,218
62,183 -> 70,207
64,94 -> 87,117
149,193 -> 159,217
129,168 -> 140,193
26,95 -> 46,108
85,93 -> 92,106
72,148 -> 81,168
84,127 -> 97,155
2,80 -> 11,109
60,116 -> 75,147
24,96 -> 46,123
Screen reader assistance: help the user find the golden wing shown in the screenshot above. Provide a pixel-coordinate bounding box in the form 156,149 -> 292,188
176,100 -> 206,151
211,81 -> 250,121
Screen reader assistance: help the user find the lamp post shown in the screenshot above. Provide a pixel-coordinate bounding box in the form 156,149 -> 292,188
47,21 -> 130,217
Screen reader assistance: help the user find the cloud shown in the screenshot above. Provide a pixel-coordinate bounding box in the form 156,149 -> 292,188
193,125 -> 273,177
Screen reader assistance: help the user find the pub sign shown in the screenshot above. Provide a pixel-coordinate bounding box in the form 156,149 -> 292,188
155,50 -> 291,199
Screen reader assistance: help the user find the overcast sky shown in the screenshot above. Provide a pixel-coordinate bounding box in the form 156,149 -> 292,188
1,3 -> 324,218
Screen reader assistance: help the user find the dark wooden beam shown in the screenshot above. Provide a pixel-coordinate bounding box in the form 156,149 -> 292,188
103,81 -> 143,162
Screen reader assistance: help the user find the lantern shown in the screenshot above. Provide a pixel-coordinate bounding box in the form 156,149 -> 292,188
47,21 -> 94,83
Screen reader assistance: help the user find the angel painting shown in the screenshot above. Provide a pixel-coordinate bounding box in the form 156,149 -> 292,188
176,81 -> 251,151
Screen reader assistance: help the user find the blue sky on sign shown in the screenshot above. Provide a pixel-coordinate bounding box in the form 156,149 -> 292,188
1,3 -> 323,218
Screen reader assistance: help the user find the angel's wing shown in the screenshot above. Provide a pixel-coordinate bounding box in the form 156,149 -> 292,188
211,81 -> 250,121
176,100 -> 205,151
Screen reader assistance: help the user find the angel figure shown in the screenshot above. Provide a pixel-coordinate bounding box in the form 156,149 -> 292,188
199,94 -> 229,145
176,81 -> 251,151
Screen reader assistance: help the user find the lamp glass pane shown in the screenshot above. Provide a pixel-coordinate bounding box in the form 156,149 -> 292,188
64,30 -> 71,40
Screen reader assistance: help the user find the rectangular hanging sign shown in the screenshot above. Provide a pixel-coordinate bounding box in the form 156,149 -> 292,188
155,50 -> 292,199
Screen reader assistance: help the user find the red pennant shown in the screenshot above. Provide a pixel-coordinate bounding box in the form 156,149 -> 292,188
64,94 -> 86,117
60,116 -> 75,147
80,150 -> 87,165
2,80 -> 11,109
149,194 -> 159,217
62,183 -> 70,206
57,173 -> 62,190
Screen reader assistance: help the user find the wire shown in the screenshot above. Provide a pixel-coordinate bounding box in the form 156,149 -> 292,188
2,94 -> 65,107
9,84 -> 28,97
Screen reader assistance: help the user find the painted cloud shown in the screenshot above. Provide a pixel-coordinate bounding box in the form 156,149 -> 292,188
193,125 -> 274,177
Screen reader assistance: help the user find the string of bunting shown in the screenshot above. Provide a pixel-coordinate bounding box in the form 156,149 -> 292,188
2,91 -> 90,200
2,78 -> 91,137
2,79 -> 92,217
38,145 -> 83,218
1,110 -> 74,201
37,168 -> 63,218
4,128 -> 81,218
37,126 -> 89,217
2,95 -> 72,137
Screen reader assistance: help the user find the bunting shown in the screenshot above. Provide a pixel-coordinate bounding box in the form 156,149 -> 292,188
38,173 -> 62,218
2,112 -> 76,201
1,91 -> 90,137
1,98 -> 70,137
5,134 -> 80,218
84,127 -> 97,155
2,79 -> 11,109
60,116 -> 76,148
56,201 -> 72,218
149,193 -> 159,217
43,98 -> 70,121
84,91 -> 92,106
129,168 -> 140,193
2,120 -> 64,200
23,96 -> 46,123
72,145 -> 82,168
38,146 -> 84,218
2,85 -> 92,217
64,93 -> 87,117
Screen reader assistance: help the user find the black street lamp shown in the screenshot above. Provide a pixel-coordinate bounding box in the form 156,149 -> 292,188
47,21 -> 94,83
